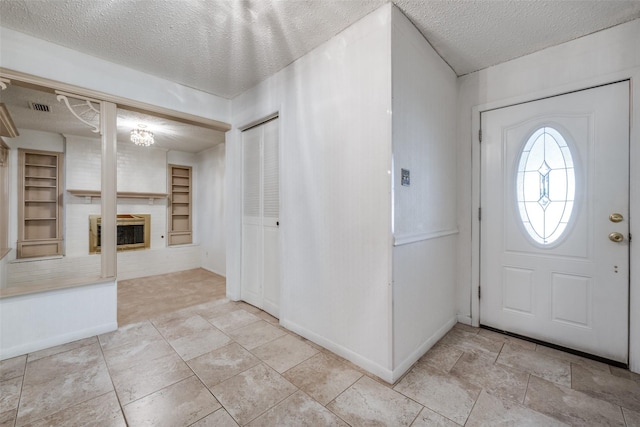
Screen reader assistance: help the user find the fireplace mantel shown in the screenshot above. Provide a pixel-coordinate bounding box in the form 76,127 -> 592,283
68,189 -> 168,204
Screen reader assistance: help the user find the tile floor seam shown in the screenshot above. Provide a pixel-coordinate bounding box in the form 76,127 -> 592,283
206,315 -> 262,334
17,390 -> 119,427
95,338 -> 128,426
522,373 -> 532,405
7,372 -> 23,427
570,361 -> 573,390
621,406 -> 631,427
254,340 -> 319,375
198,356 -> 261,391
187,407 -> 217,427
389,379 -> 431,412
322,372 -> 365,408
121,373 -> 200,410
123,374 -> 221,426
233,326 -> 287,352
448,349 -> 467,373
241,386 -> 299,426
16,346 -> 112,427
460,386 -> 484,426
12,365 -> 26,427
406,403 -> 426,426
298,388 -> 354,427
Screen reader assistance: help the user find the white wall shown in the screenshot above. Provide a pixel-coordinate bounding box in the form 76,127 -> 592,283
390,7 -> 458,379
229,5 -> 394,380
197,144 -> 226,275
456,18 -> 640,372
0,257 -> 7,290
0,280 -> 117,359
65,135 -> 169,255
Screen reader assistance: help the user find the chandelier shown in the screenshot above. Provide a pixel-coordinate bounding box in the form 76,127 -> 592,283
130,125 -> 155,146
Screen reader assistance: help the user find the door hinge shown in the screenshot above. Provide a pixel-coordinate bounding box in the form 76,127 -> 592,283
630,233 -> 632,243
478,286 -> 481,299
478,207 -> 482,221
479,129 -> 482,143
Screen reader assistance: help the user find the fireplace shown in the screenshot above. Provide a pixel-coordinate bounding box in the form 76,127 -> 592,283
89,214 -> 150,254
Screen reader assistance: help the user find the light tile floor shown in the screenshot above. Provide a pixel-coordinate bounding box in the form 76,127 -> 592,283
1,269 -> 639,426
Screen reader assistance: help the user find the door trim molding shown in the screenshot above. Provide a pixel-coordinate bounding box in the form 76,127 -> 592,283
469,68 -> 640,373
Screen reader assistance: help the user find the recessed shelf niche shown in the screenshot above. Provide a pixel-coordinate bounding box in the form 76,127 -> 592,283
168,164 -> 192,245
18,148 -> 64,258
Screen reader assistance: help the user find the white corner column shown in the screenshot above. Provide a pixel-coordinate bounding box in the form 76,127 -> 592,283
100,101 -> 117,278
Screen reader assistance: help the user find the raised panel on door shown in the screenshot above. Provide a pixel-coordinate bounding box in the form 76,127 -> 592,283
480,82 -> 629,363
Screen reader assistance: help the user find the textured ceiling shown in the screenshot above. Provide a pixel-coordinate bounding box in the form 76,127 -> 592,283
1,1 -> 639,100
0,0 -> 386,99
1,0 -> 639,152
395,0 -> 640,75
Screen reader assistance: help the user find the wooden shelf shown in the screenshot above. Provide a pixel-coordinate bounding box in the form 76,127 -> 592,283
68,189 -> 168,204
168,164 -> 192,246
18,149 -> 63,259
25,163 -> 57,168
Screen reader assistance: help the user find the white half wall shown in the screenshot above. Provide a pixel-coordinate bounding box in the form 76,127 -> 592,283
0,279 -> 117,360
229,4 -> 394,380
390,7 -> 458,379
456,18 -> 640,372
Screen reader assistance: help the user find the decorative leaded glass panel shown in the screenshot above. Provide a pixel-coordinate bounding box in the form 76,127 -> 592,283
516,127 -> 575,245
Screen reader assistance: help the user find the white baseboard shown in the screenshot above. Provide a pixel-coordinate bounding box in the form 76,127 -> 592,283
280,318 -> 394,383
457,314 -> 474,326
200,265 -> 226,278
390,316 -> 457,382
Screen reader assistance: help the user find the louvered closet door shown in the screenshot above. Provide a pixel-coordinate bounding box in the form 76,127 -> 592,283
241,118 -> 280,317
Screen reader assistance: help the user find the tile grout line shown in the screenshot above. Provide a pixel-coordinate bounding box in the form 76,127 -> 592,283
11,357 -> 27,427
522,373 -> 532,406
242,384 -> 299,426
461,387 -> 484,426
96,335 -> 130,426
620,405 -> 629,427
323,372 -> 365,409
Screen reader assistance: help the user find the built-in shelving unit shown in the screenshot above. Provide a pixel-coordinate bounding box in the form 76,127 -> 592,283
168,164 -> 192,245
18,149 -> 63,258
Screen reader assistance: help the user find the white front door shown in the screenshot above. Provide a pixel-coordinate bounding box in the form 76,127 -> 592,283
241,118 -> 280,318
480,82 -> 630,363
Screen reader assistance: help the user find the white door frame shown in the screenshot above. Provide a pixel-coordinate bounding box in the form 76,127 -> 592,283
470,69 -> 640,372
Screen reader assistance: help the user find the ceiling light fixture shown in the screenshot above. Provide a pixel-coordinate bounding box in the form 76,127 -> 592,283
130,124 -> 154,146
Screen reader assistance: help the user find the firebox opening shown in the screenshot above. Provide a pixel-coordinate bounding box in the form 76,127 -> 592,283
89,214 -> 150,254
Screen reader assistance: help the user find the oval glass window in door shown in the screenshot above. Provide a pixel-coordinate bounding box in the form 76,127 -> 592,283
516,126 -> 575,245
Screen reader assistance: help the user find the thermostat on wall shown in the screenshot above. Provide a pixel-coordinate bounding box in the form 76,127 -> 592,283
401,169 -> 410,186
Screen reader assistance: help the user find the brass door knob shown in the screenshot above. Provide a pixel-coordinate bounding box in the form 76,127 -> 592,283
609,232 -> 624,243
609,213 -> 624,223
